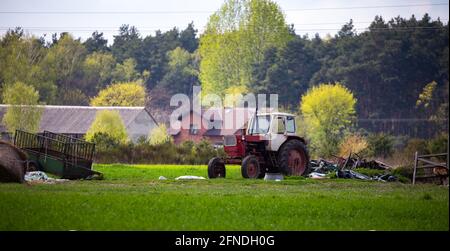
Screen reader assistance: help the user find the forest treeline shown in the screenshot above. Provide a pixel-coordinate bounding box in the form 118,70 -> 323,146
0,13 -> 448,124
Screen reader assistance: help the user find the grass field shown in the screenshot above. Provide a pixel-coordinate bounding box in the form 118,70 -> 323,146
0,164 -> 448,230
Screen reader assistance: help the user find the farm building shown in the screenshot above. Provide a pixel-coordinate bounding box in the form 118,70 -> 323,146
169,107 -> 270,146
0,105 -> 158,142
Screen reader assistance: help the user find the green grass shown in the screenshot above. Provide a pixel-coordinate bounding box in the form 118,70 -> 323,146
0,164 -> 448,230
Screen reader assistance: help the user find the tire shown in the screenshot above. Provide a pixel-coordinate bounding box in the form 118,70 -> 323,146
258,167 -> 266,178
208,157 -> 226,178
278,139 -> 310,176
241,155 -> 262,179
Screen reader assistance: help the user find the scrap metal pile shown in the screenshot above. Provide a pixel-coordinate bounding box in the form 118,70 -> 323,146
309,153 -> 398,182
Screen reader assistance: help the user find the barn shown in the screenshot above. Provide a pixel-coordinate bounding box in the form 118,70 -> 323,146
0,105 -> 158,143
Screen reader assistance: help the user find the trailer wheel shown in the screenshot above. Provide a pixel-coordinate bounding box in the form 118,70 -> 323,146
241,155 -> 261,179
208,157 -> 226,178
278,139 -> 309,176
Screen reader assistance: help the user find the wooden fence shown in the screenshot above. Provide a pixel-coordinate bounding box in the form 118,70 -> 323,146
413,152 -> 448,185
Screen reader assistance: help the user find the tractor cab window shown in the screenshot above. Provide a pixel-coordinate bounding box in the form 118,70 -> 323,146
286,116 -> 296,133
274,116 -> 286,134
248,115 -> 270,134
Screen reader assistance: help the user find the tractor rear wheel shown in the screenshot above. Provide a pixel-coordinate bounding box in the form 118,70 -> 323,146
278,139 -> 309,176
241,155 -> 262,179
208,157 -> 226,178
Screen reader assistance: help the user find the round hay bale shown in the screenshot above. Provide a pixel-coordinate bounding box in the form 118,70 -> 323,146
0,141 -> 28,183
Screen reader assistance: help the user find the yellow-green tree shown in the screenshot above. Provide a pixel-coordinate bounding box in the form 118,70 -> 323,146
300,83 -> 356,157
111,58 -> 143,83
2,82 -> 43,134
416,81 -> 437,108
148,124 -> 172,146
85,110 -> 128,144
199,0 -> 292,97
90,82 -> 146,106
0,30 -> 56,103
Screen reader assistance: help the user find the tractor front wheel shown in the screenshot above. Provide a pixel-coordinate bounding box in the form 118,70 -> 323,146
208,157 -> 226,178
278,139 -> 309,176
241,155 -> 262,179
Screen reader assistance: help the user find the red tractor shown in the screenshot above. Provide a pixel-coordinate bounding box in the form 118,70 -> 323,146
208,112 -> 310,179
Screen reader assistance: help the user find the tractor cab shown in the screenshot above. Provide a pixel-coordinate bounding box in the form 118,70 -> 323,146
247,113 -> 296,135
246,113 -> 297,151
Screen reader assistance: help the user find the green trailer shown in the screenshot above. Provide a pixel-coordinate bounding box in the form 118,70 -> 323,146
13,130 -> 102,180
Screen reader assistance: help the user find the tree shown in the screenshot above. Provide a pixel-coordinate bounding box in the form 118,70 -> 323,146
82,51 -> 116,95
111,58 -> 142,83
83,31 -> 109,53
40,33 -> 87,104
310,15 -> 449,122
148,124 -> 172,145
158,47 -> 199,95
416,81 -> 448,131
199,0 -> 292,97
300,83 -> 356,157
416,81 -> 438,109
59,88 -> 89,106
2,82 -> 43,134
251,37 -> 320,110
111,25 -> 141,63
138,28 -> 182,87
337,19 -> 356,38
180,22 -> 198,53
85,110 -> 128,144
90,82 -> 146,106
0,29 -> 56,103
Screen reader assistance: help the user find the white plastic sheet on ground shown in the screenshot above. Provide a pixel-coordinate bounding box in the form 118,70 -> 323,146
175,175 -> 206,180
264,173 -> 284,181
308,172 -> 329,179
24,171 -> 69,184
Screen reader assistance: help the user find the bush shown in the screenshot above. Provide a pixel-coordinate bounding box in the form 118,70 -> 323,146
403,138 -> 428,156
391,166 -> 414,183
85,110 -> 128,144
176,140 -> 196,164
90,132 -> 121,151
193,139 -> 217,164
427,133 -> 448,155
353,168 -> 385,177
366,133 -> 394,158
148,124 -> 172,146
93,139 -> 224,165
338,134 -> 368,157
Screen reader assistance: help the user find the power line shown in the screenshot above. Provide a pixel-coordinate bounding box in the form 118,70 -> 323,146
0,27 -> 445,33
1,19 -> 447,31
0,3 -> 448,14
286,3 -> 449,11
1,19 -> 447,30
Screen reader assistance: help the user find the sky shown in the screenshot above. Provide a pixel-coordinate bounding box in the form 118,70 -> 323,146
0,0 -> 448,43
